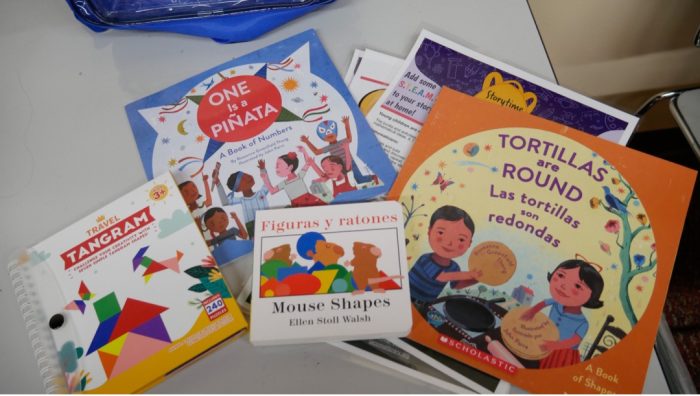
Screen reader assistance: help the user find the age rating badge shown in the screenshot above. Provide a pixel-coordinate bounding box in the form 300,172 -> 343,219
202,293 -> 228,321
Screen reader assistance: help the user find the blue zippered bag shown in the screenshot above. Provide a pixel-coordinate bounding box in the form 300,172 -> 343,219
66,0 -> 335,43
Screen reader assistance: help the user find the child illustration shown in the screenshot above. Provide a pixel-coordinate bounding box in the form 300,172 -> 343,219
300,116 -> 379,186
310,155 -> 357,198
521,258 -> 605,368
201,207 -> 249,248
178,172 -> 213,213
258,148 -> 327,207
214,170 -> 269,238
409,205 -> 482,304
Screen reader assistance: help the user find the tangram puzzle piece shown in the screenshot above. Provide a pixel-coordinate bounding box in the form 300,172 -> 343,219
132,246 -> 183,283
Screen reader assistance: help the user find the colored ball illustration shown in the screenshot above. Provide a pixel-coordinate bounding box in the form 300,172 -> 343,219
463,142 -> 480,157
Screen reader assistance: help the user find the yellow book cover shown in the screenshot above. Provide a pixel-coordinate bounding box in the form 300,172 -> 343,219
8,173 -> 248,393
388,87 -> 696,393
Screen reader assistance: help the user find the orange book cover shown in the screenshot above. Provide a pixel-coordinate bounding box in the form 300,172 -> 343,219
388,87 -> 696,393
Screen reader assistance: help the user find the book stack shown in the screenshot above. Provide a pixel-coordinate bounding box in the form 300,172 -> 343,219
10,29 -> 696,394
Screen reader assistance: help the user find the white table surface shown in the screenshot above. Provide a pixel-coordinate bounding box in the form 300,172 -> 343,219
0,0 -> 669,393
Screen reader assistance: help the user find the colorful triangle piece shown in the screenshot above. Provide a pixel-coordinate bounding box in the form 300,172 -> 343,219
159,251 -> 182,273
132,246 -> 149,271
132,315 -> 171,343
143,261 -> 167,276
108,298 -> 168,342
87,313 -> 120,355
109,333 -> 169,379
78,281 -> 90,297
75,300 -> 87,314
100,333 -> 127,356
98,351 -> 118,378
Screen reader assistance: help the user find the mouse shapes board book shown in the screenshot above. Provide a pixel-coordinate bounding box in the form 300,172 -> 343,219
387,88 -> 696,393
7,173 -> 248,393
126,29 -> 396,267
249,201 -> 412,346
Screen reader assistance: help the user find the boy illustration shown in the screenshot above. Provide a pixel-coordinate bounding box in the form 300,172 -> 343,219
215,170 -> 269,238
300,116 -> 378,186
409,205 -> 482,304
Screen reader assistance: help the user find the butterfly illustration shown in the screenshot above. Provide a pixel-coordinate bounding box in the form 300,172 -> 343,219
432,172 -> 454,192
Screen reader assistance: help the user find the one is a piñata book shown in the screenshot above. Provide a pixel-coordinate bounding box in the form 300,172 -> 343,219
126,30 -> 396,266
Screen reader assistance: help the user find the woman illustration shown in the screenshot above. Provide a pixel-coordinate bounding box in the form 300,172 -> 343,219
258,147 -> 327,207
521,257 -> 605,368
309,155 -> 357,198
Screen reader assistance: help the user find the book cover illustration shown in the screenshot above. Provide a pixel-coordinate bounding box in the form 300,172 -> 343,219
8,173 -> 247,393
249,201 -> 412,346
126,30 -> 396,266
388,88 -> 695,393
366,30 -> 639,169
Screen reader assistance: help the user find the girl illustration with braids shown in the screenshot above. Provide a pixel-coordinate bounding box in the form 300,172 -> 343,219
521,256 -> 605,368
258,147 -> 327,207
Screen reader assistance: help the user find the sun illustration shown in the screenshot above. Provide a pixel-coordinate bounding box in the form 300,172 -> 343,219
282,77 -> 299,92
196,135 -> 206,143
168,158 -> 178,167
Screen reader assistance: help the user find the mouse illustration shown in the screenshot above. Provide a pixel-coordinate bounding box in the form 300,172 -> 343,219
346,242 -> 403,295
263,244 -> 296,266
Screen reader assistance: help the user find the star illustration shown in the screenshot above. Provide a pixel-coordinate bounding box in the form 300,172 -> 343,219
158,116 -> 166,123
161,137 -> 171,144
617,187 -> 625,194
190,88 -> 196,94
411,183 -> 418,191
168,158 -> 177,167
424,170 -> 430,176
459,183 -> 465,188
430,196 -> 437,202
196,135 -> 206,143
294,63 -> 301,69
452,149 -> 458,154
320,94 -> 328,103
438,160 -> 447,170
310,81 -> 318,88
485,144 -> 492,151
229,69 -> 237,75
635,285 -> 643,292
643,235 -> 651,241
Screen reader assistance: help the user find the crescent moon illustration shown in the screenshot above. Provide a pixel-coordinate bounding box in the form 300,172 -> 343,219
176,120 -> 188,136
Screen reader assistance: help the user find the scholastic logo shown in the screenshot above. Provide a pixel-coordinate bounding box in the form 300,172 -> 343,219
61,207 -> 155,269
437,334 -> 519,374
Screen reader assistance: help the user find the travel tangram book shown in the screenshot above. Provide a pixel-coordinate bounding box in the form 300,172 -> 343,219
388,87 -> 696,393
366,30 -> 639,170
126,30 -> 396,267
7,173 -> 247,393
249,201 -> 412,346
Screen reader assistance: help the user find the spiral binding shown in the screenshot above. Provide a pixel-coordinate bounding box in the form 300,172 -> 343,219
9,259 -> 69,394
